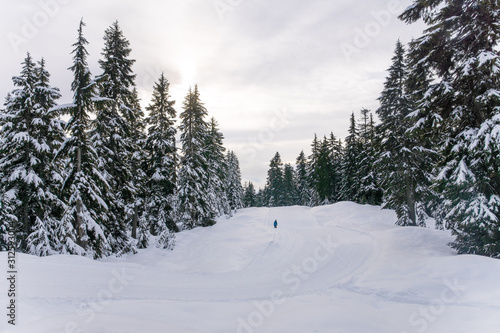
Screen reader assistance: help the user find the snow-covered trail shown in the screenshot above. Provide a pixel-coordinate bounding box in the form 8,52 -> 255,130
2,202 -> 500,333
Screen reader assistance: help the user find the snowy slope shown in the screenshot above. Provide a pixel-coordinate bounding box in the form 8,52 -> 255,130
1,202 -> 500,333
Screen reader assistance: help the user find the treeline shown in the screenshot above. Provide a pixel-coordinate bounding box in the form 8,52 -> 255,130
0,20 -> 243,258
246,1 -> 500,258
242,110 -> 381,209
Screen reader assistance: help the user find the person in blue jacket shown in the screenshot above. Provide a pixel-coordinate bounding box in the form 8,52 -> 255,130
274,220 -> 278,228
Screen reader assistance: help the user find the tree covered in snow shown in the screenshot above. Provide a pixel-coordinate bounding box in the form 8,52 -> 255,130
91,20 -> 136,255
56,20 -> 110,258
356,110 -> 382,205
0,53 -> 66,254
242,181 -> 257,208
401,0 -> 500,256
265,152 -> 284,207
282,163 -> 298,206
226,150 -> 244,212
205,117 -> 230,217
177,85 -> 213,229
144,73 -> 178,243
295,150 -> 312,206
306,135 -> 321,206
339,113 -> 361,202
375,41 -> 433,226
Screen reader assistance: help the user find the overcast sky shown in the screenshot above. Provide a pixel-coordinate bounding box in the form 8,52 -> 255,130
0,0 -> 425,188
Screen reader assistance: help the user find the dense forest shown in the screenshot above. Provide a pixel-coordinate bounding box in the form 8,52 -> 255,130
0,20 -> 244,258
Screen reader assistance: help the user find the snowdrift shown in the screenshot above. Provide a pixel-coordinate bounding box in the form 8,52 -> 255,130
1,202 -> 499,332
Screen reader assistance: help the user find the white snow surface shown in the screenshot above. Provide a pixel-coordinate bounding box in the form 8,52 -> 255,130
2,202 -> 500,333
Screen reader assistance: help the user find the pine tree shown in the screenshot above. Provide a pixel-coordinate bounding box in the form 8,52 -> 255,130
243,181 -> 257,208
265,152 -> 284,207
375,41 -> 432,226
127,88 -> 148,242
144,73 -> 178,244
295,150 -> 311,206
357,110 -> 382,205
205,117 -> 230,217
226,150 -> 244,212
0,53 -> 65,254
401,0 -> 500,256
56,20 -> 110,257
339,113 -> 361,202
306,135 -> 321,206
177,85 -> 213,229
282,163 -> 298,206
91,20 -> 136,255
328,132 -> 344,203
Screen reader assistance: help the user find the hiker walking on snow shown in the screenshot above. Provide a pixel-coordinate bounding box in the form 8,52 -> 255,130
274,220 -> 278,228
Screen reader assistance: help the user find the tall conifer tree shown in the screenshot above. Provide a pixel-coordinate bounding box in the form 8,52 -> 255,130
177,85 -> 213,229
91,20 -> 136,254
57,20 -> 110,257
0,53 -> 66,254
143,73 -> 178,247
401,0 -> 500,256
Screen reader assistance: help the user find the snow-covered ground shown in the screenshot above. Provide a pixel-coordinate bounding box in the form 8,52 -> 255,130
1,202 -> 500,332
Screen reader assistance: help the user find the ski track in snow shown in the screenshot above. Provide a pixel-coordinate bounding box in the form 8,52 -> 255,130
2,202 -> 500,333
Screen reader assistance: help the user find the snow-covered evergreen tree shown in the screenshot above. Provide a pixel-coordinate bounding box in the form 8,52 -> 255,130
265,152 -> 284,207
177,85 -> 213,229
0,53 -> 65,254
242,181 -> 257,208
282,163 -> 298,206
91,20 -> 136,255
205,117 -> 230,217
306,135 -> 321,206
375,41 -> 432,227
295,150 -> 312,206
401,0 -> 500,256
339,113 -> 361,202
314,136 -> 337,204
356,110 -> 382,205
226,150 -> 244,212
144,73 -> 178,240
56,20 -> 110,257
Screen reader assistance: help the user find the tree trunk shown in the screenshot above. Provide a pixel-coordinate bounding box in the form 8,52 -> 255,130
75,145 -> 86,248
132,206 -> 138,239
406,175 -> 417,226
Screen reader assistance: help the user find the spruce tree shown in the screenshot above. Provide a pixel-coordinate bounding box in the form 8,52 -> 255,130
327,132 -> 343,203
177,85 -> 213,229
243,181 -> 257,208
265,152 -> 284,207
282,163 -> 298,206
56,20 -> 110,257
375,41 -> 432,226
0,53 -> 65,254
144,73 -> 178,246
357,110 -> 382,205
295,150 -> 311,206
315,137 -> 337,204
205,117 -> 230,217
226,150 -> 244,212
306,135 -> 321,206
401,0 -> 500,256
339,113 -> 361,202
91,20 -> 136,254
